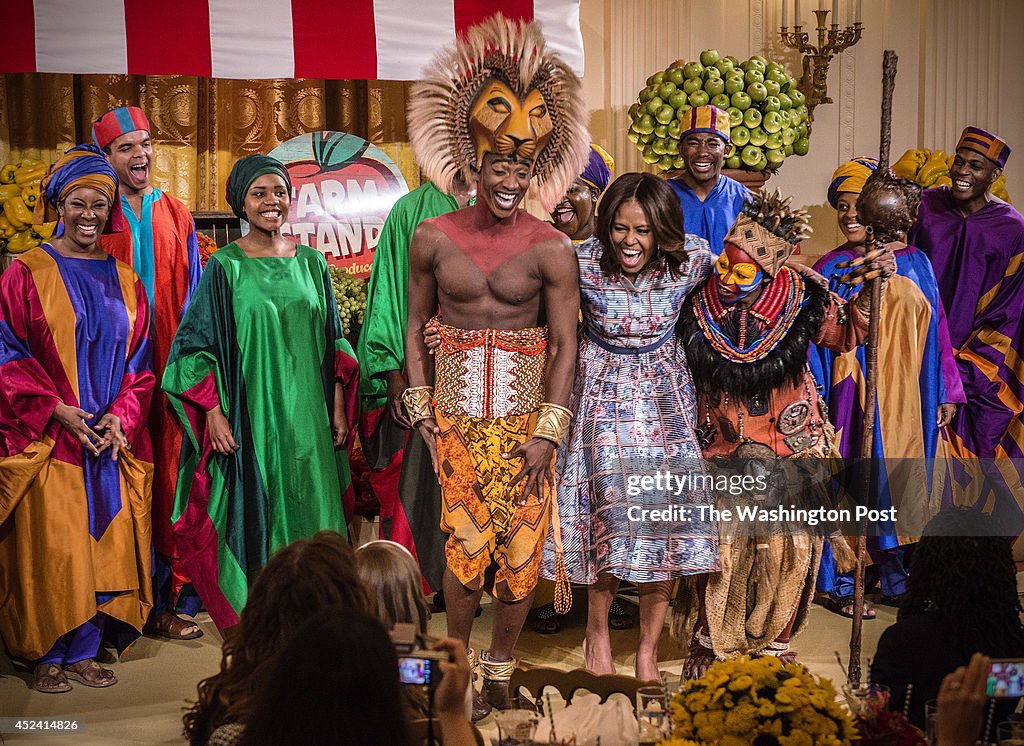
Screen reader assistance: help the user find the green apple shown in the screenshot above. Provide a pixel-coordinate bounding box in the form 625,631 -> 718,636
777,92 -> 793,110
648,71 -> 665,86
730,125 -> 750,146
683,61 -> 704,79
753,155 -> 768,172
744,69 -> 765,86
689,90 -> 710,107
639,85 -> 655,103
727,107 -> 744,127
762,110 -> 783,133
796,122 -> 808,138
726,154 -> 743,169
715,58 -> 735,75
628,103 -> 641,120
747,82 -> 768,102
765,148 -> 786,166
743,108 -> 762,129
658,82 -> 677,99
656,105 -> 675,125
793,136 -> 810,156
790,108 -> 804,125
669,90 -> 688,109
646,97 -> 665,115
790,89 -> 806,106
702,65 -> 721,80
639,131 -> 653,144
710,94 -> 731,110
781,126 -> 796,146
764,79 -> 781,97
654,124 -> 668,137
672,156 -> 686,170
642,146 -> 659,164
683,77 -> 703,95
743,58 -> 766,74
779,110 -> 792,126
653,138 -> 668,155
748,125 -> 768,146
765,62 -> 785,79
678,105 -> 692,121
627,130 -> 640,144
636,114 -> 655,135
731,91 -> 752,110
704,77 -> 726,96
741,145 -> 763,166
658,155 -> 674,171
765,131 -> 784,150
668,119 -> 683,139
784,143 -> 794,156
700,49 -> 720,66
751,54 -> 767,65
725,55 -> 741,67
667,68 -> 685,87
724,76 -> 746,95
763,96 -> 781,113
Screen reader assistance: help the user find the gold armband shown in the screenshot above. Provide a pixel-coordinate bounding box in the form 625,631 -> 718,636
531,402 -> 573,445
401,386 -> 435,426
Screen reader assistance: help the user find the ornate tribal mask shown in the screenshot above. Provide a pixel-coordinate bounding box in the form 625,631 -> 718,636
722,189 -> 812,277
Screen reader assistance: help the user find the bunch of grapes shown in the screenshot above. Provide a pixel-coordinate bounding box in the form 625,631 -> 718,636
328,265 -> 368,338
628,49 -> 811,174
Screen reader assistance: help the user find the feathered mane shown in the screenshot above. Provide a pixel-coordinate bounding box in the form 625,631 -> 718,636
407,14 -> 590,212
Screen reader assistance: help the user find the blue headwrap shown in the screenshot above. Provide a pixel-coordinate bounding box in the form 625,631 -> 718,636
578,144 -> 614,194
34,143 -> 124,233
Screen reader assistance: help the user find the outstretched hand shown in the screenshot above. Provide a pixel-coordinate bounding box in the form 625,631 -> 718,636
837,241 -> 899,285
504,437 -> 556,505
935,653 -> 990,746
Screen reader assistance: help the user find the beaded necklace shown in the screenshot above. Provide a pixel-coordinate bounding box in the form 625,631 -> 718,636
694,266 -> 806,363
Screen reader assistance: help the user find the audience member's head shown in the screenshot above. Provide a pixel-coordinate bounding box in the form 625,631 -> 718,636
357,540 -> 430,635
902,508 -> 1024,654
184,531 -> 371,745
242,606 -> 412,746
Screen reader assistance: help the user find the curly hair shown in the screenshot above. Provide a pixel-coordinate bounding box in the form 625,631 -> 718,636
183,531 -> 371,745
596,172 -> 689,277
899,508 -> 1024,656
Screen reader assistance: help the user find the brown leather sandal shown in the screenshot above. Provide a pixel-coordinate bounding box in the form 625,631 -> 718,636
33,663 -> 71,694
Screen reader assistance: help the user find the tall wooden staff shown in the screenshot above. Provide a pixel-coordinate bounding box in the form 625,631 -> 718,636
848,49 -> 899,688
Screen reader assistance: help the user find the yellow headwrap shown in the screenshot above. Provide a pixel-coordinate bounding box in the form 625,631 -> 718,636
827,157 -> 879,209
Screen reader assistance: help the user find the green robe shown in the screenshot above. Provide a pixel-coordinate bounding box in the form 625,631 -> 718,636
163,243 -> 359,629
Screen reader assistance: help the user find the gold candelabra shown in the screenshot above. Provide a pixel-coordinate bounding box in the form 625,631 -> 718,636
780,9 -> 863,131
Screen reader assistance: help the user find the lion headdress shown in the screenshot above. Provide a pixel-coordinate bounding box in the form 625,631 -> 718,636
408,14 -> 591,212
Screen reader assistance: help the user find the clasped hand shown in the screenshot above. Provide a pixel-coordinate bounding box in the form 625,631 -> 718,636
52,403 -> 128,460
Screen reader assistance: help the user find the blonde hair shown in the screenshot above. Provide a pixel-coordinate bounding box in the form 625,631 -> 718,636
356,541 -> 430,635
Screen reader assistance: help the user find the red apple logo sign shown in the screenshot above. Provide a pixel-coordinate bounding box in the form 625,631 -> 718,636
264,132 -> 409,278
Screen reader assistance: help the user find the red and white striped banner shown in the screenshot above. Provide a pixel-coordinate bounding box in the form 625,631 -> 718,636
0,0 -> 583,80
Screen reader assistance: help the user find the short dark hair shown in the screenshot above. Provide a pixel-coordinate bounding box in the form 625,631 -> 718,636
596,172 -> 688,276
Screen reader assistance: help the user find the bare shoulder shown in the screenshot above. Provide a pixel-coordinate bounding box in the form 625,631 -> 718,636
535,231 -> 578,280
410,220 -> 449,258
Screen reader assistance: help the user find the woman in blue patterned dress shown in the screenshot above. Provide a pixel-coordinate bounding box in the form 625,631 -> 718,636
542,173 -> 718,680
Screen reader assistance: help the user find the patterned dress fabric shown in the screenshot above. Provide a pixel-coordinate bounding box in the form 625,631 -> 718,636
543,236 -> 719,584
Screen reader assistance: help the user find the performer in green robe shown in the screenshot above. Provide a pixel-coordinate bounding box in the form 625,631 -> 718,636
163,155 -> 359,629
357,176 -> 474,591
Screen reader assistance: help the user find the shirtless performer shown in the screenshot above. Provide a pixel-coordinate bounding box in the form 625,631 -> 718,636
404,15 -> 590,715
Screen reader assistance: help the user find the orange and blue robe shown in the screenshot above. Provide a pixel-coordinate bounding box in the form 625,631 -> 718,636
0,245 -> 154,661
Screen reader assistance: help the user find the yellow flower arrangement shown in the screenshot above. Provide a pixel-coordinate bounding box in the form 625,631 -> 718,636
661,656 -> 858,746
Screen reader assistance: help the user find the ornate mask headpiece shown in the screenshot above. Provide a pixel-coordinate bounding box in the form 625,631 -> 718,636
408,14 -> 590,212
722,189 -> 811,277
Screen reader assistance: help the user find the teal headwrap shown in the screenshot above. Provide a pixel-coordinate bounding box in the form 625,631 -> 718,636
225,154 -> 292,220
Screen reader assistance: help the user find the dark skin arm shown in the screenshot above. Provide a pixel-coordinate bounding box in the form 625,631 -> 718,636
506,235 -> 579,503
405,222 -> 442,473
385,369 -> 411,428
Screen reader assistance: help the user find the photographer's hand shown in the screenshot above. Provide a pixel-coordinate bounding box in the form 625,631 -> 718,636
430,637 -> 477,746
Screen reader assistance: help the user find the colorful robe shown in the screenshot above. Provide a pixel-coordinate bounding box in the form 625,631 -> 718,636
99,188 -> 201,608
667,174 -> 748,255
0,245 -> 154,660
809,245 -> 966,591
908,188 -> 1024,531
356,182 -> 459,590
163,243 -> 358,629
